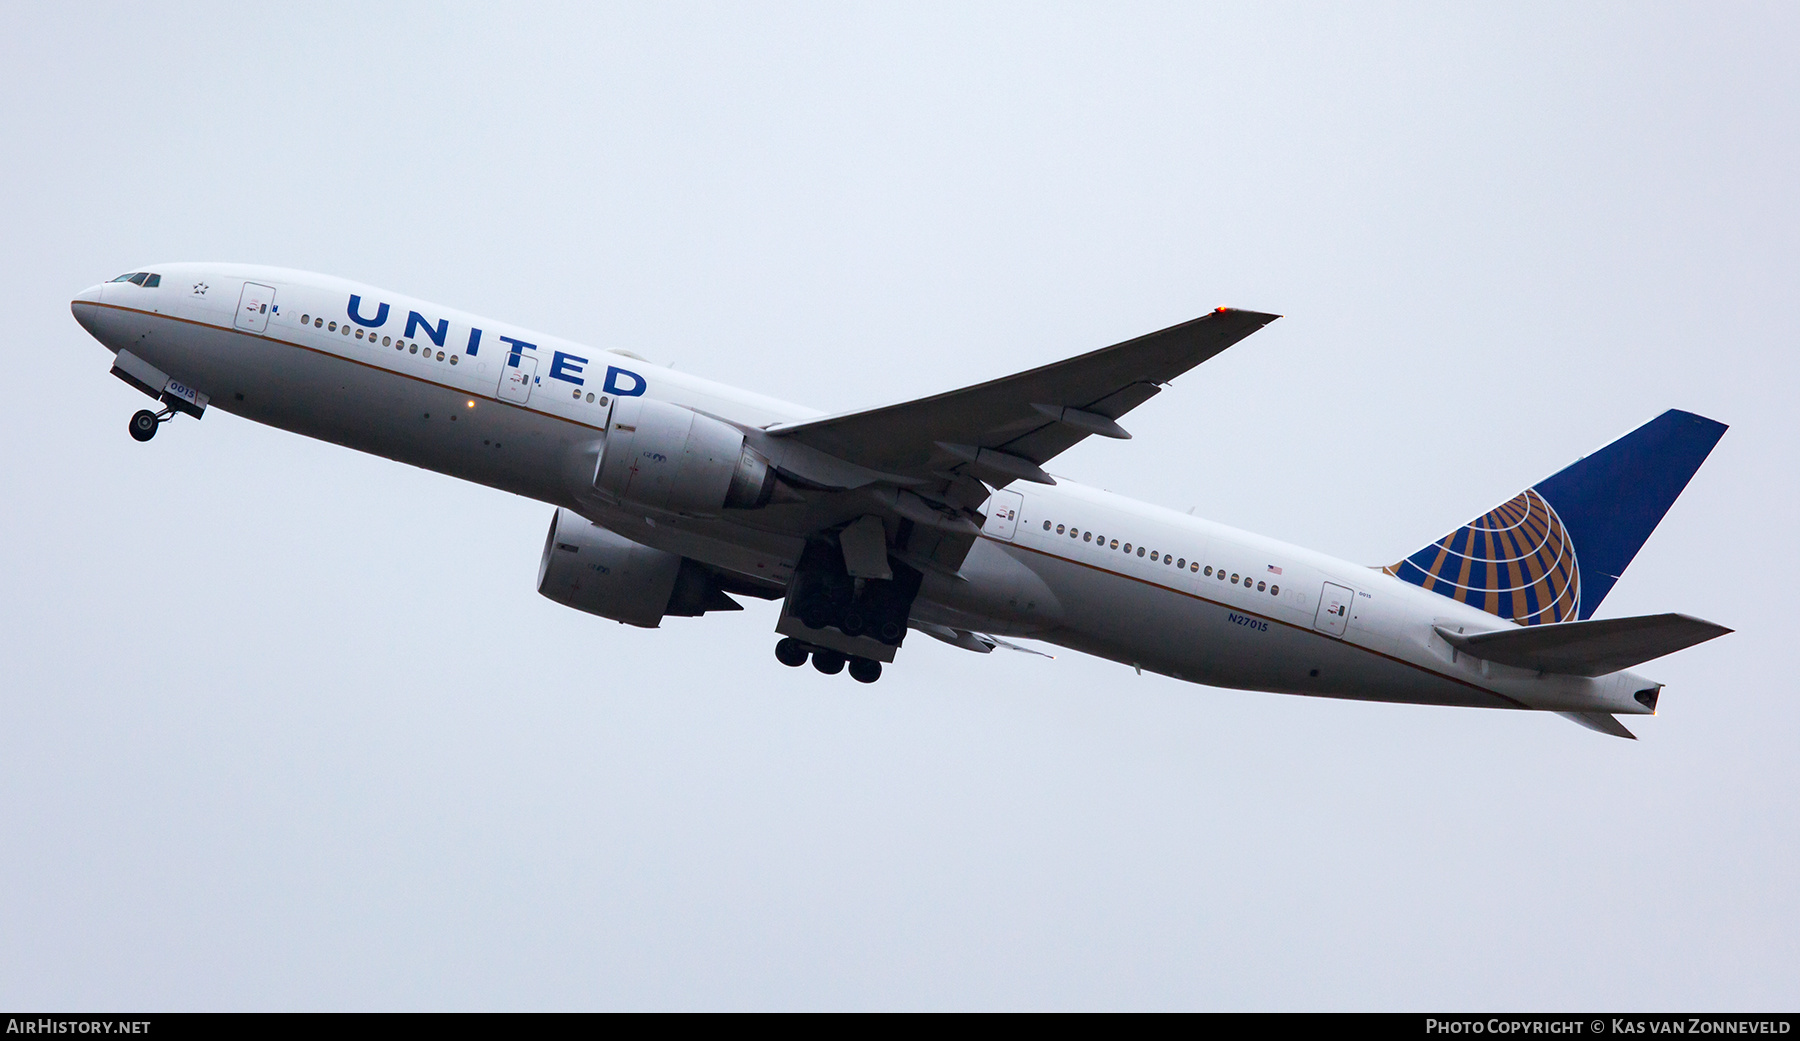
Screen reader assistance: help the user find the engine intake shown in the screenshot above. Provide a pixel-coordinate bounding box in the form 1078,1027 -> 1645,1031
594,397 -> 776,513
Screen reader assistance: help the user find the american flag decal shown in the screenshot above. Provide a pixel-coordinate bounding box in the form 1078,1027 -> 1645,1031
1266,564 -> 1282,575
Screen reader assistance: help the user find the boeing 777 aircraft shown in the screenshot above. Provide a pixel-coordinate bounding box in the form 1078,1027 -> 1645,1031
71,264 -> 1730,738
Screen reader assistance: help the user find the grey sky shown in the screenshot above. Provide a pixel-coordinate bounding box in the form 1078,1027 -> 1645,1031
2,3 -> 1795,1009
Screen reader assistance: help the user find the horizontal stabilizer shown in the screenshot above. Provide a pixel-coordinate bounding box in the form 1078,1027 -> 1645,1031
1435,612 -> 1731,677
1557,711 -> 1637,740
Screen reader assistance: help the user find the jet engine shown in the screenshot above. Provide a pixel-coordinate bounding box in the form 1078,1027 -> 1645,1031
593,397 -> 776,514
537,508 -> 743,627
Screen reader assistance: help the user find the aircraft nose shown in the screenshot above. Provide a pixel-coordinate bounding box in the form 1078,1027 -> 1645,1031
70,283 -> 107,336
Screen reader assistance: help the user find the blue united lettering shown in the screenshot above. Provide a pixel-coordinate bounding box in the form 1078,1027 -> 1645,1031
405,311 -> 448,347
346,295 -> 389,327
603,366 -> 646,397
550,351 -> 587,385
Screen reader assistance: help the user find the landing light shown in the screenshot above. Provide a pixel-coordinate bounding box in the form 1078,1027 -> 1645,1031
466,400 -> 475,408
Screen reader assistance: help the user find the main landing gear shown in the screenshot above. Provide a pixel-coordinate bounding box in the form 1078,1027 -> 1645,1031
775,637 -> 883,684
128,407 -> 177,442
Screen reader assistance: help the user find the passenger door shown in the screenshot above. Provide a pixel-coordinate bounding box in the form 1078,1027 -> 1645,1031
499,354 -> 537,403
982,489 -> 1023,540
1314,582 -> 1353,637
234,282 -> 276,334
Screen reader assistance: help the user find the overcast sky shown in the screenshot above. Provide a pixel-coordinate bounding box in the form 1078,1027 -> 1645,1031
3,3 -> 1796,1010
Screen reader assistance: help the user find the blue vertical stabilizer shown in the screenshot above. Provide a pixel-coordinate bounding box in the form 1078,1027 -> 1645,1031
1385,410 -> 1727,624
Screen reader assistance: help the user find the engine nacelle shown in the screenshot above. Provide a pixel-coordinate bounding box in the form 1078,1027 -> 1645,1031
537,509 -> 742,628
594,397 -> 776,514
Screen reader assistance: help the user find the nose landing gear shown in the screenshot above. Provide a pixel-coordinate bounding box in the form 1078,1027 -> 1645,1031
773,637 -> 884,684
128,407 -> 176,442
112,351 -> 207,443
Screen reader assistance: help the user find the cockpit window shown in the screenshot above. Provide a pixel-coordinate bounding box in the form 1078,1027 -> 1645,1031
142,274 -> 160,287
110,273 -> 139,282
108,272 -> 161,287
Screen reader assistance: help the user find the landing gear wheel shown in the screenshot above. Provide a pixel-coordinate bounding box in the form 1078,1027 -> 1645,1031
848,658 -> 882,684
129,410 -> 159,442
811,650 -> 846,675
840,608 -> 867,637
774,638 -> 809,668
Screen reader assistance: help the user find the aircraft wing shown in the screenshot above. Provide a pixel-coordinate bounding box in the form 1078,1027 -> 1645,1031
762,308 -> 1279,489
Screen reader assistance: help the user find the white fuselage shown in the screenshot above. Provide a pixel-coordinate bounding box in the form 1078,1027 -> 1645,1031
71,263 -> 1658,717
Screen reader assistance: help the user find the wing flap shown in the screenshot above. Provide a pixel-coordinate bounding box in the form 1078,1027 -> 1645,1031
1436,613 -> 1731,677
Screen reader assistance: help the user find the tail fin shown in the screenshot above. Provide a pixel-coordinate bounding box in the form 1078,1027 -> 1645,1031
1385,410 -> 1727,625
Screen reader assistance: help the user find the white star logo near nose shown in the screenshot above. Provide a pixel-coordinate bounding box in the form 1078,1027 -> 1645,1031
191,282 -> 209,295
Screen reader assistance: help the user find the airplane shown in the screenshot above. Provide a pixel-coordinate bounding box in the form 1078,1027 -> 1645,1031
70,264 -> 1731,738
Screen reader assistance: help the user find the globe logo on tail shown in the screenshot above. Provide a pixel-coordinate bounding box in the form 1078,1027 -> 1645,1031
1383,487 -> 1581,626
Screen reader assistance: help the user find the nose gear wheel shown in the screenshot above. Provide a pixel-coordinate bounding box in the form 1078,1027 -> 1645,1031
128,406 -> 177,442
